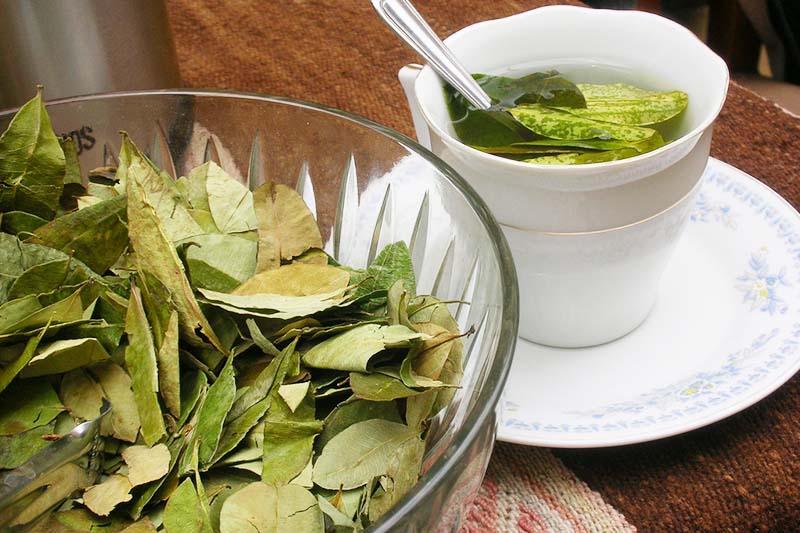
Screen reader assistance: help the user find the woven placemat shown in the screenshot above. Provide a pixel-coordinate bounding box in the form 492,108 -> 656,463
165,0 -> 800,530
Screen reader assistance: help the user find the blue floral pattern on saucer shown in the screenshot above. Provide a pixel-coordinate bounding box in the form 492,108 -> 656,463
498,159 -> 800,447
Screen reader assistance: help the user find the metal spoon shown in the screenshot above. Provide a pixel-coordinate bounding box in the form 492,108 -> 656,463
372,0 -> 493,110
0,400 -> 111,515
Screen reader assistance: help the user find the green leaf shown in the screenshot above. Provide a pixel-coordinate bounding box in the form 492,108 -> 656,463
233,263 -> 350,297
0,89 -> 65,219
475,71 -> 586,108
83,474 -> 133,517
228,339 -> 297,421
122,443 -> 171,487
8,261 -> 97,306
353,242 -> 416,304
156,310 -> 181,417
115,137 -> 202,243
125,283 -> 166,446
261,385 -> 323,484
246,318 -> 281,357
27,508 -> 132,532
120,519 -> 158,533
177,167 -> 219,234
60,136 -> 82,185
0,420 -> 56,469
0,329 -> 44,393
0,232 -> 95,304
0,378 -> 64,435
350,371 -> 421,401
122,135 -> 224,352
177,370 -> 207,429
212,344 -> 302,467
317,495 -> 362,530
181,233 -> 257,292
1,210 -> 48,236
316,398 -> 402,451
26,194 -> 128,274
509,104 -> 657,141
188,356 -> 236,469
366,430 -> 425,522
445,85 -> 531,148
253,181 -> 322,272
556,83 -> 688,125
90,362 -> 141,442
475,137 -> 646,155
129,436 -> 186,520
312,419 -> 422,490
163,478 -> 212,533
302,324 -> 428,372
219,482 -> 323,533
278,381 -> 310,412
203,161 -> 258,234
19,337 -> 110,378
524,132 -> 666,164
60,368 -> 105,421
198,285 -> 350,321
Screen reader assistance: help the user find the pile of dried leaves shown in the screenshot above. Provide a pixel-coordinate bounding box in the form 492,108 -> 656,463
0,91 -> 464,532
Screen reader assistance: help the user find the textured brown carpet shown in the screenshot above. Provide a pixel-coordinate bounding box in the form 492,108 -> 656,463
165,0 -> 800,530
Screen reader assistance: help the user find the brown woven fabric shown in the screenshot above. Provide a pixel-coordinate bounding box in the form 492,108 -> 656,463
165,1 -> 800,530
165,0 -> 581,138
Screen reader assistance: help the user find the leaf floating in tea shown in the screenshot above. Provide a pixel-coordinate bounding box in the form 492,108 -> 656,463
557,84 -> 688,125
476,71 -> 586,108
446,71 -> 688,164
510,105 -> 657,142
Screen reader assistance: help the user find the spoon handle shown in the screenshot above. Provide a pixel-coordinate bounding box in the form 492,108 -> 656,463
372,0 -> 492,110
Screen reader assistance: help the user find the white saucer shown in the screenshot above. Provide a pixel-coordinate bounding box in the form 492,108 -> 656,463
498,158 -> 800,447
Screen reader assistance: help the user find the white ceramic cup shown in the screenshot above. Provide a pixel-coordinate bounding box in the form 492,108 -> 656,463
398,6 -> 729,347
503,174 -> 704,347
398,5 -> 728,232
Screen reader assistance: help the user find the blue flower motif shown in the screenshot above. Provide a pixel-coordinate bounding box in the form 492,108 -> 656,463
736,251 -> 789,314
691,192 -> 736,228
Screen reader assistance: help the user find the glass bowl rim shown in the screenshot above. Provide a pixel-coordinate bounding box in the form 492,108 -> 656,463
0,88 -> 519,529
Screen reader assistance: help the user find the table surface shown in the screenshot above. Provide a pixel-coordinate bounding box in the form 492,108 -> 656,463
165,1 -> 800,530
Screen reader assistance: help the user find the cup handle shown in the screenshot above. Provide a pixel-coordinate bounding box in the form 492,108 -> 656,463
398,63 -> 432,149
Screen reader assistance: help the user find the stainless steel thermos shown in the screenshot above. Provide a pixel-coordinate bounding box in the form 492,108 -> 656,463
0,0 -> 181,109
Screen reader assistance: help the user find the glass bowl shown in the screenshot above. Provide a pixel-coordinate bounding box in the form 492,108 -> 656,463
0,90 -> 518,531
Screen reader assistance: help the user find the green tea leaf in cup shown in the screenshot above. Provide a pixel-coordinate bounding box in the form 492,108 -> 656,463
510,105 -> 657,142
476,71 -> 586,108
556,83 -> 688,125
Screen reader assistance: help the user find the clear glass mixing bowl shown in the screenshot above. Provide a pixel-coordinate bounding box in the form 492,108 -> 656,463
0,90 -> 518,532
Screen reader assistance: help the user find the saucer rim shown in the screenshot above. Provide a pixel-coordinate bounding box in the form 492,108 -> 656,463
497,157 -> 800,448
